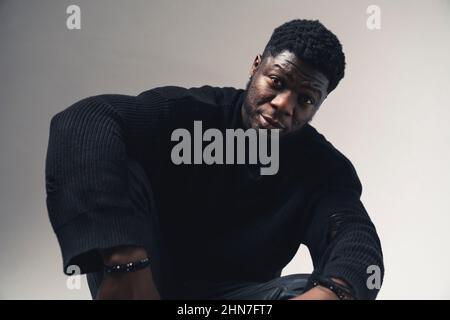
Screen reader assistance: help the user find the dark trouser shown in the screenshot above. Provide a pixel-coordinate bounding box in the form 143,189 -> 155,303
87,157 -> 310,300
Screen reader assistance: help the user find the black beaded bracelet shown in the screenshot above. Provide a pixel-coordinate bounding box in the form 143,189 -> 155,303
104,257 -> 150,274
312,278 -> 354,300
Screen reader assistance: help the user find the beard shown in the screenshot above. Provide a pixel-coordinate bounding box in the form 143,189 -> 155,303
242,76 -> 313,136
241,76 -> 261,130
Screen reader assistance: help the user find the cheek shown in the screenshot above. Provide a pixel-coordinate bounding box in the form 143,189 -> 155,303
250,78 -> 274,104
293,108 -> 316,126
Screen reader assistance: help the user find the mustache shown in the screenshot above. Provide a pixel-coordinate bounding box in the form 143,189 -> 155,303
259,112 -> 286,129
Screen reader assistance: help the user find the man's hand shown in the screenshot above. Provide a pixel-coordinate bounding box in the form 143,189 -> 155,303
96,246 -> 161,300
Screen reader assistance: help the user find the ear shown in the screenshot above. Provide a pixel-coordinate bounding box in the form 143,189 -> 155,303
250,54 -> 263,77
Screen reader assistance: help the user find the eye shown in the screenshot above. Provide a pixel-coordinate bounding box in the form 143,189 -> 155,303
299,95 -> 315,106
269,76 -> 284,89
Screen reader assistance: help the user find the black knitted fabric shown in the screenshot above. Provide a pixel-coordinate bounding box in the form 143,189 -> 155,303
45,85 -> 383,299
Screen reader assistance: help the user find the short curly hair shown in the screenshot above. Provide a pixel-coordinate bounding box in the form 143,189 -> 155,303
262,19 -> 346,93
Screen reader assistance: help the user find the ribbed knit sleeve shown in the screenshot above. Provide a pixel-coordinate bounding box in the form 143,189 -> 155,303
45,91 -> 170,274
302,160 -> 384,300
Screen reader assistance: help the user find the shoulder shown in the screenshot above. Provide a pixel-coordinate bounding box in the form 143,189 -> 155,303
62,85 -> 244,113
302,125 -> 362,192
139,85 -> 244,107
304,125 -> 352,166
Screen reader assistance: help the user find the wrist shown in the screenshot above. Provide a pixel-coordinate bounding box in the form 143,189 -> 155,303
100,246 -> 148,266
314,285 -> 340,299
291,285 -> 339,300
310,277 -> 354,300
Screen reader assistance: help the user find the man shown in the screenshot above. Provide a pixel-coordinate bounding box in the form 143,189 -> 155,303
45,19 -> 384,300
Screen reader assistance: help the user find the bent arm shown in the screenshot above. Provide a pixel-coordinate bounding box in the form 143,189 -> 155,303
45,92 -> 169,278
300,163 -> 384,300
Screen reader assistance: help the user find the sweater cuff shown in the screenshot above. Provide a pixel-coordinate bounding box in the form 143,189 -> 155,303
321,262 -> 379,300
55,212 -> 151,275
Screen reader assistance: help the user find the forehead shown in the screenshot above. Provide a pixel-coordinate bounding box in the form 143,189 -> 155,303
264,50 -> 329,93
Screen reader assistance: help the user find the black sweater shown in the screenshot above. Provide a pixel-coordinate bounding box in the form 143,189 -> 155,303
45,85 -> 384,299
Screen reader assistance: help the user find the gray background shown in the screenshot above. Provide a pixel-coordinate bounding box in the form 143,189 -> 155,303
1,0 -> 449,299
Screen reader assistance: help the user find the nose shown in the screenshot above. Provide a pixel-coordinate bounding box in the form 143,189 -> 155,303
270,90 -> 296,117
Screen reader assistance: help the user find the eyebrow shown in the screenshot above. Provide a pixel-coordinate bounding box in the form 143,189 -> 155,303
272,64 -> 323,99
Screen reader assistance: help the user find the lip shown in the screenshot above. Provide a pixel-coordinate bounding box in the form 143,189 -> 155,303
260,114 -> 285,129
